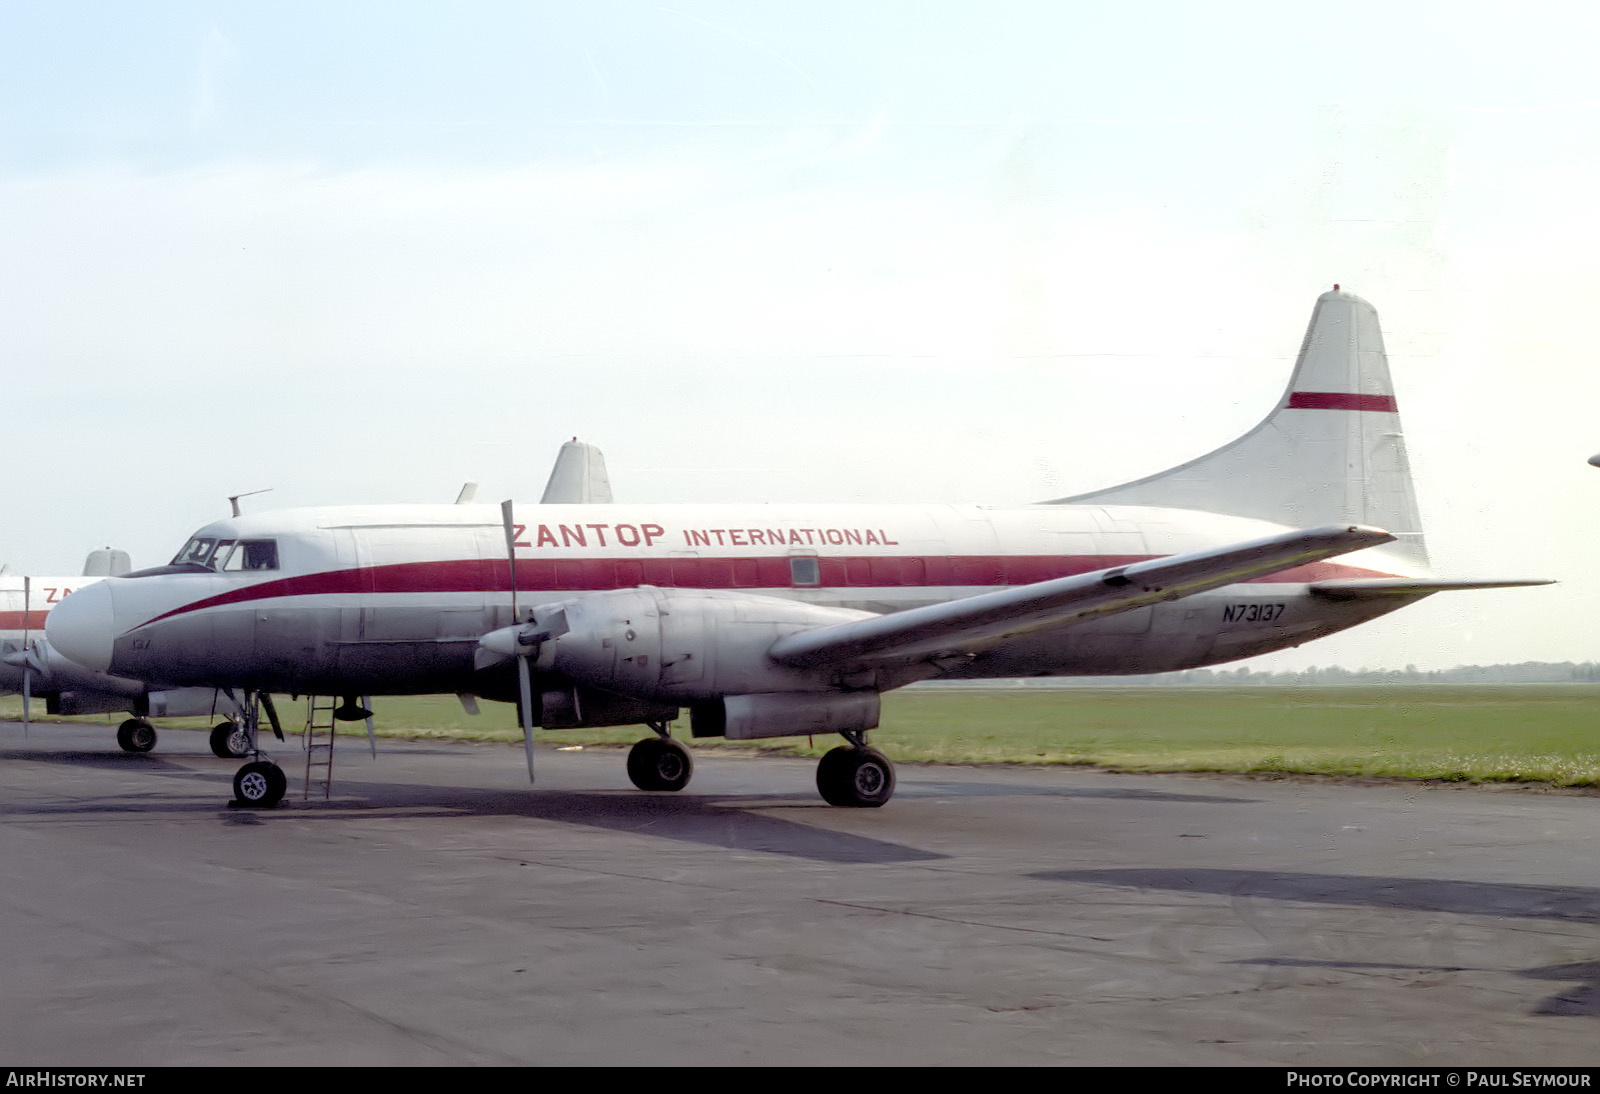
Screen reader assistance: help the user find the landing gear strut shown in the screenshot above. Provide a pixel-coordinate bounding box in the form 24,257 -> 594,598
227,691 -> 287,808
627,722 -> 693,792
209,720 -> 250,759
816,731 -> 895,807
115,718 -> 157,754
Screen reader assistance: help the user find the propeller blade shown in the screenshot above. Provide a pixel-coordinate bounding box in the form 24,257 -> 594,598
21,577 -> 29,739
501,499 -> 519,624
517,654 -> 535,783
363,694 -> 376,758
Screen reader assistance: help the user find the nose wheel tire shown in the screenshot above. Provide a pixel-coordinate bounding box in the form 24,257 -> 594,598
817,745 -> 895,807
116,719 -> 157,754
232,761 -> 287,808
626,737 -> 694,792
209,721 -> 251,759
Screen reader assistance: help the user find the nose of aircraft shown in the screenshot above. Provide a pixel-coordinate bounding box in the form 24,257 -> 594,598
45,581 -> 115,673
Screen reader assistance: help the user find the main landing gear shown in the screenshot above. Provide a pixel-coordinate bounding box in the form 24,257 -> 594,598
816,732 -> 895,808
115,718 -> 157,754
627,722 -> 693,792
619,724 -> 895,806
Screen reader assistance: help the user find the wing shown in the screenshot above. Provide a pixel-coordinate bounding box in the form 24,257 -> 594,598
768,524 -> 1394,671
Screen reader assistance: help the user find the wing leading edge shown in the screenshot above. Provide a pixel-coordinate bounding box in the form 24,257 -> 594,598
768,524 -> 1395,671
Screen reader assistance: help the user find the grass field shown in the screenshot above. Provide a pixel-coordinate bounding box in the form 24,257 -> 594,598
6,684 -> 1600,787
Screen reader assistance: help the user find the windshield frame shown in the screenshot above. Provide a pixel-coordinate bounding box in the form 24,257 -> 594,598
166,536 -> 279,573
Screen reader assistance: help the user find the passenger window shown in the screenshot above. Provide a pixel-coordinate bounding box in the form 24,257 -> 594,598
790,557 -> 820,586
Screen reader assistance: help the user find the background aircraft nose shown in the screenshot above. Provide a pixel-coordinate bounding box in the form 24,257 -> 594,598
45,581 -> 115,673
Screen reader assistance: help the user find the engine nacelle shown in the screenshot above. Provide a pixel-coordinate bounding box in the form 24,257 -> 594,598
533,586 -> 875,701
47,690 -> 134,716
690,691 -> 880,740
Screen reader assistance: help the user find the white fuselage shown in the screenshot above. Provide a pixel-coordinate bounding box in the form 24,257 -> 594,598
0,574 -> 133,703
45,501 -> 1423,703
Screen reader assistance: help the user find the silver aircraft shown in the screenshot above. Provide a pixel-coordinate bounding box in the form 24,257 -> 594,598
1,549 -> 249,755
44,290 -> 1546,807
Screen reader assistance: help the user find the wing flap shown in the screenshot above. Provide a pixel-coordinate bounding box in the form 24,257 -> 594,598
769,524 -> 1394,670
1310,577 -> 1554,600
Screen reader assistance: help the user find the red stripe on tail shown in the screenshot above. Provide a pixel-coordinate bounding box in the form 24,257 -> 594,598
1287,391 -> 1398,412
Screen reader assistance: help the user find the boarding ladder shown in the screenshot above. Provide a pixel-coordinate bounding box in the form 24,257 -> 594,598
303,696 -> 338,801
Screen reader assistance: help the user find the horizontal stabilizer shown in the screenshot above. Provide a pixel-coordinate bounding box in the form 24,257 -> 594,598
1310,577 -> 1554,600
770,524 -> 1394,670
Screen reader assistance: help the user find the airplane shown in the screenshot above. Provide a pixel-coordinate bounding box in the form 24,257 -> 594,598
1,549 -> 249,755
42,289 -> 1548,808
0,441 -> 611,760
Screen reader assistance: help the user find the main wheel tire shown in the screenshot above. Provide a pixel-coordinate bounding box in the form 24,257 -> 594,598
816,745 -> 895,808
626,737 -> 694,792
233,761 -> 286,807
210,721 -> 251,759
116,719 -> 157,754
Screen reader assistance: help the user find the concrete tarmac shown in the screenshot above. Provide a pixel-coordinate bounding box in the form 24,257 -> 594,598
1,722 -> 1597,1066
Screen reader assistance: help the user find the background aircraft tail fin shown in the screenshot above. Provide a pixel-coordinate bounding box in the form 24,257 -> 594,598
81,548 -> 132,577
540,438 -> 614,504
1048,288 -> 1429,567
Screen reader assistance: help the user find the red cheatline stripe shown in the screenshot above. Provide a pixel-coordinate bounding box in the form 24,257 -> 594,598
0,610 -> 47,630
1287,391 -> 1398,412
130,554 -> 1402,630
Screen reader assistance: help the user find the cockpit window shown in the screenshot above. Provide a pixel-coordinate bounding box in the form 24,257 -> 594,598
169,537 -> 278,572
238,540 -> 278,570
171,537 -> 217,567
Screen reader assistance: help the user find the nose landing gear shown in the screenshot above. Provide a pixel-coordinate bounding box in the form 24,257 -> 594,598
226,690 -> 288,808
232,761 -> 287,807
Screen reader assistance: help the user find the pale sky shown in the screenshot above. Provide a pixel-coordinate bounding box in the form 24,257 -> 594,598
4,1 -> 1598,671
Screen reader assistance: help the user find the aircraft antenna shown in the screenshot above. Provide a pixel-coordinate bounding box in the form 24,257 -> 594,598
227,488 -> 273,517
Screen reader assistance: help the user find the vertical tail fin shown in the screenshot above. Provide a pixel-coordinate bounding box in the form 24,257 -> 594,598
1050,288 -> 1428,567
81,548 -> 132,577
540,438 -> 614,504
